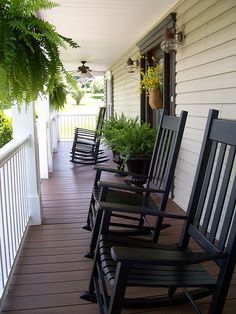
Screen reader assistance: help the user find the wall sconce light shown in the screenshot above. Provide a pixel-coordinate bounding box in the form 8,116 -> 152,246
125,57 -> 139,73
160,25 -> 184,53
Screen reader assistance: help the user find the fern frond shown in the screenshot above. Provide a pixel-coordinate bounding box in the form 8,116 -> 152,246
59,34 -> 80,49
0,0 -> 79,108
49,78 -> 67,110
5,0 -> 59,17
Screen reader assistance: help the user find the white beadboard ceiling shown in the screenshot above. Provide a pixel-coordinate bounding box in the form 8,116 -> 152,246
40,0 -> 178,73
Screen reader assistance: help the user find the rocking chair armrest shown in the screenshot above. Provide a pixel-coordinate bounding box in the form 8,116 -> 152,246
98,201 -> 187,220
93,166 -> 150,179
93,165 -> 128,176
98,180 -> 162,193
76,127 -> 96,133
111,246 -> 222,266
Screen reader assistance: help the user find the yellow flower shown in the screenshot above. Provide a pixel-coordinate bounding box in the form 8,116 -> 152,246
140,63 -> 163,91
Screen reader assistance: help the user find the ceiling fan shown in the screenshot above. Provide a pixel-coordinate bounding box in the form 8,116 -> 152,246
78,61 -> 91,74
70,61 -> 104,80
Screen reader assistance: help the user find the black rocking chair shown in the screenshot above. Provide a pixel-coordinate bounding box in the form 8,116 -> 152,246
81,109 -> 236,314
70,106 -> 109,164
84,111 -> 188,258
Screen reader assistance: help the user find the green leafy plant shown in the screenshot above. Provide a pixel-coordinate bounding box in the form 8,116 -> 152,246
72,87 -> 85,105
102,113 -> 136,152
0,0 -> 79,109
90,80 -> 104,94
0,111 -> 13,148
116,121 -> 156,161
102,113 -> 156,162
49,79 -> 68,110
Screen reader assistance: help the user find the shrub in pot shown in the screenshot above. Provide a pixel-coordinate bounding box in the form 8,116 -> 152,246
102,114 -> 157,183
102,114 -> 138,171
116,121 -> 156,184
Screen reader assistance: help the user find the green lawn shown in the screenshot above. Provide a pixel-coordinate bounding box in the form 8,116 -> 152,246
60,92 -> 104,114
3,92 -> 104,117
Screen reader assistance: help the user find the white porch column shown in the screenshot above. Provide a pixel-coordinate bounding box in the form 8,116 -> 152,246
50,110 -> 59,153
12,103 -> 42,225
37,95 -> 53,178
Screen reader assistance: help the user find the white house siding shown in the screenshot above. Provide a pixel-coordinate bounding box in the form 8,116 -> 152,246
174,0 -> 236,209
109,46 -> 141,119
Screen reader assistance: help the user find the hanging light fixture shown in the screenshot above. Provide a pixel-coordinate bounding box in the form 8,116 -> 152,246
125,57 -> 139,73
79,71 -> 93,79
160,25 -> 184,53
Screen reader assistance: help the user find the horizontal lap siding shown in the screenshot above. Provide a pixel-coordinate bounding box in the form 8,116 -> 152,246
174,0 -> 236,209
110,46 -> 141,118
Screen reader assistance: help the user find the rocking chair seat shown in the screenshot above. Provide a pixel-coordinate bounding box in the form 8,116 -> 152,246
98,234 -> 217,288
88,185 -> 167,233
93,185 -> 159,211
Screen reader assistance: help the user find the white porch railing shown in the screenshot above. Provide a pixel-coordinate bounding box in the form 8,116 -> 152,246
0,137 -> 30,299
58,114 -> 97,140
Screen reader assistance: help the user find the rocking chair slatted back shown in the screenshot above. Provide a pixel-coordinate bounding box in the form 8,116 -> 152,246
70,107 -> 108,164
96,106 -> 107,139
147,114 -> 187,192
181,109 -> 236,266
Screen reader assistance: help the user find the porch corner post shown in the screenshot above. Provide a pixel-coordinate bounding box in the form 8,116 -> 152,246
12,103 -> 42,225
51,110 -> 59,153
37,95 -> 53,177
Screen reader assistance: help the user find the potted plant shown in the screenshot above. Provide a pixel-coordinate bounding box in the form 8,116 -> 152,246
102,114 -> 157,184
140,60 -> 163,110
0,0 -> 79,110
102,114 -> 136,171
116,121 -> 156,184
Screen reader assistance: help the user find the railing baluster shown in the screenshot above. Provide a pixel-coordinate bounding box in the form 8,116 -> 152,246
10,158 -> 17,258
22,146 -> 28,227
14,153 -> 20,247
0,174 -> 8,294
0,242 -> 4,297
2,165 -> 12,273
18,149 -> 24,235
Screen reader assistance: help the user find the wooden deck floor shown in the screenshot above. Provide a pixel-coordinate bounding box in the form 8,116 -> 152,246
1,141 -> 235,314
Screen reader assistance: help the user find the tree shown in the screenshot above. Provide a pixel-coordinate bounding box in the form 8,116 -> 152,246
0,111 -> 13,148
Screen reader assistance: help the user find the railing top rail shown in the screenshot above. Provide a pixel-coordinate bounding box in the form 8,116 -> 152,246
0,136 -> 30,167
58,113 -> 97,117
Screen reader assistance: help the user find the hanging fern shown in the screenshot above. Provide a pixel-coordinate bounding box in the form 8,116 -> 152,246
49,78 -> 68,110
0,0 -> 79,109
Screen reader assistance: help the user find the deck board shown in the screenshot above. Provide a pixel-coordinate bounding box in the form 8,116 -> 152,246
1,141 -> 235,313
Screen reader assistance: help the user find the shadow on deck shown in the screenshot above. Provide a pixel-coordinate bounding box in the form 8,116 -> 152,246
1,142 -> 235,314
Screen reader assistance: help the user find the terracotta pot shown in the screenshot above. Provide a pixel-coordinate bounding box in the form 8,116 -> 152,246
148,88 -> 163,110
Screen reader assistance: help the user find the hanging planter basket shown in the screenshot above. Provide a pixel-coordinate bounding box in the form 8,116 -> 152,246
148,88 -> 163,110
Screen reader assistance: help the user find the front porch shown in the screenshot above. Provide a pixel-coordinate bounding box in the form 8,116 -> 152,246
1,142 -> 235,314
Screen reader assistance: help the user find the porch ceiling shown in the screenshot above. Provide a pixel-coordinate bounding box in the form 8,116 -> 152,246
39,0 -> 179,73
